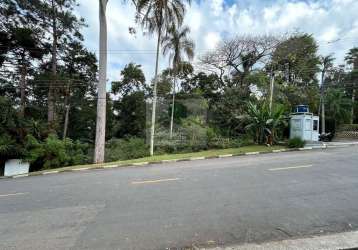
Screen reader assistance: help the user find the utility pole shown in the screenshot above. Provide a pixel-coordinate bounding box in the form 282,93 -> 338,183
352,88 -> 356,124
169,78 -> 176,139
269,70 -> 275,112
63,79 -> 71,139
94,0 -> 108,163
321,70 -> 326,134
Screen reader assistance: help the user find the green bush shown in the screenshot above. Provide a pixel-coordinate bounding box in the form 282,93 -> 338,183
287,137 -> 306,148
24,134 -> 89,170
208,137 -> 242,149
181,116 -> 209,151
0,134 -> 22,160
105,137 -> 149,162
154,131 -> 191,154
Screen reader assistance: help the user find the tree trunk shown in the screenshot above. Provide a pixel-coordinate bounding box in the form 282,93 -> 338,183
351,88 -> 355,124
19,62 -> 27,118
321,70 -> 326,134
63,80 -> 70,139
94,0 -> 108,163
169,77 -> 176,139
48,0 -> 57,130
149,28 -> 161,156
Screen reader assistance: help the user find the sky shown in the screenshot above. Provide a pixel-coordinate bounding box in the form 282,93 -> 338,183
76,0 -> 358,84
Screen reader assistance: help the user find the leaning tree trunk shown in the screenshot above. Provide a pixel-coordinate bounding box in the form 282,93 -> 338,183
149,28 -> 161,156
169,77 -> 176,139
94,0 -> 108,163
48,0 -> 57,130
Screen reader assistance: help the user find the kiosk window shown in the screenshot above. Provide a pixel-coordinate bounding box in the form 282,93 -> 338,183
313,120 -> 318,131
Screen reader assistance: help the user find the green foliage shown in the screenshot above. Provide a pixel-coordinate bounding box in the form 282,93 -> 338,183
325,88 -> 352,130
24,134 -> 89,170
181,116 -> 209,151
161,25 -> 195,74
0,134 -> 21,160
273,33 -> 320,86
288,137 -> 306,148
244,102 -> 287,144
208,87 -> 248,137
155,73 -> 172,97
113,91 -> 146,138
105,138 -> 149,162
112,63 -> 147,96
207,137 -> 246,149
155,116 -> 210,153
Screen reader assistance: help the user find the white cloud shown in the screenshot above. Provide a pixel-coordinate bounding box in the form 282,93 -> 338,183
210,0 -> 224,16
204,32 -> 221,50
76,0 -> 358,84
319,26 -> 340,43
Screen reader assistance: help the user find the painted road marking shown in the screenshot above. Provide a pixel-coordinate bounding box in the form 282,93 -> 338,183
268,165 -> 313,171
0,192 -> 28,198
131,178 -> 180,185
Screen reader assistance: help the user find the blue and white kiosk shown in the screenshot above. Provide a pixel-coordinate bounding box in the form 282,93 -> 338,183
290,105 -> 320,142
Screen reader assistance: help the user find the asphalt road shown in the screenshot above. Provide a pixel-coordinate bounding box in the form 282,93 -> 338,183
1,146 -> 358,250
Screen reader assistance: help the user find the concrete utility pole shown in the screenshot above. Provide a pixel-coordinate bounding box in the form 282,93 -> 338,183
94,0 -> 108,163
321,71 -> 326,134
352,88 -> 356,124
63,79 -> 71,139
149,26 -> 162,156
269,71 -> 275,112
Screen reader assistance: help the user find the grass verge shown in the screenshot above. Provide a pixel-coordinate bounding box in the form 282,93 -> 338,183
30,145 -> 286,175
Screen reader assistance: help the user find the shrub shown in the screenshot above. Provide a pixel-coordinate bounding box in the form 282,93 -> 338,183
24,134 -> 89,170
181,116 -> 209,151
288,137 -> 305,148
105,137 -> 149,162
64,139 -> 90,166
0,134 -> 22,160
154,130 -> 191,154
208,137 -> 242,149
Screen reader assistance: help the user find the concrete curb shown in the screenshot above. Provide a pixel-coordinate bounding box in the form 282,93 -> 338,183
2,142 -> 357,180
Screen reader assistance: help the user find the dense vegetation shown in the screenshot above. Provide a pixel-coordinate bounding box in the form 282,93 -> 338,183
0,1 -> 357,171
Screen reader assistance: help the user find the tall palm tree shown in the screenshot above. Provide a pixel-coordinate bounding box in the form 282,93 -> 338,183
319,54 -> 334,134
345,47 -> 358,124
135,0 -> 191,155
161,24 -> 194,138
94,0 -> 108,163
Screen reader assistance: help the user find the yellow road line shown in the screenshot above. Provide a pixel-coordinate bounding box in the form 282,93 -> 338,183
131,178 -> 180,185
0,192 -> 28,198
268,165 -> 313,171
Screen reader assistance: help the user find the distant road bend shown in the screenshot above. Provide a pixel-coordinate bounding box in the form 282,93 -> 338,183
1,146 -> 358,250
